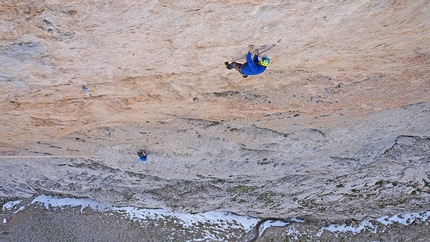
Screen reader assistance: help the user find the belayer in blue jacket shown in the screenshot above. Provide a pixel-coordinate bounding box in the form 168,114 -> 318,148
225,45 -> 270,78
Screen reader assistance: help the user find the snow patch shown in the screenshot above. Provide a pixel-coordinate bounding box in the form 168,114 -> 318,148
30,195 -> 111,212
2,200 -> 21,211
316,220 -> 376,237
291,217 -> 305,223
27,195 -> 259,241
316,211 -> 430,237
13,206 -> 25,214
377,212 -> 430,226
258,219 -> 289,237
110,205 -> 258,232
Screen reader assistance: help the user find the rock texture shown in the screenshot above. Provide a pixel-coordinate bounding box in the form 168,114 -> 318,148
1,0 -> 430,239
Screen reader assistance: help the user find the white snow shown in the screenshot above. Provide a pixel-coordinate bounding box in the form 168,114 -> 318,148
2,200 -> 21,211
30,195 -> 111,212
110,206 -> 259,240
316,220 -> 376,237
377,212 -> 430,226
26,195 -> 259,241
316,211 -> 430,237
3,218 -> 6,224
291,217 -> 305,223
258,219 -> 289,237
110,206 -> 259,231
13,206 -> 25,214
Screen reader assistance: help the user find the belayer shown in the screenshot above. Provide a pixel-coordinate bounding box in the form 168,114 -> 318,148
225,44 -> 270,78
137,149 -> 147,162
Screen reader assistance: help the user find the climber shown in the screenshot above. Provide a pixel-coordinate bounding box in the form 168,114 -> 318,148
225,44 -> 270,78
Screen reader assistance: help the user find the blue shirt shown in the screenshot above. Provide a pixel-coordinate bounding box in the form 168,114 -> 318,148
241,52 -> 266,75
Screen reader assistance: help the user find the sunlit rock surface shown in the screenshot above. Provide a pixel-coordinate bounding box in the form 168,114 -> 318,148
1,0 -> 429,240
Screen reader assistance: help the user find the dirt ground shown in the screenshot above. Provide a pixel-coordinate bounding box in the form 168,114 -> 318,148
1,200 -> 430,242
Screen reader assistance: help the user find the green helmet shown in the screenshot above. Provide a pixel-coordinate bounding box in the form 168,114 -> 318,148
259,55 -> 270,67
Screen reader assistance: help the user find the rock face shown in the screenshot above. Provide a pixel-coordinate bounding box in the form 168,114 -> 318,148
1,0 -> 430,228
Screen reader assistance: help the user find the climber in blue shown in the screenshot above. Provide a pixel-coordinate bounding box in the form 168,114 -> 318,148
225,45 -> 270,78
